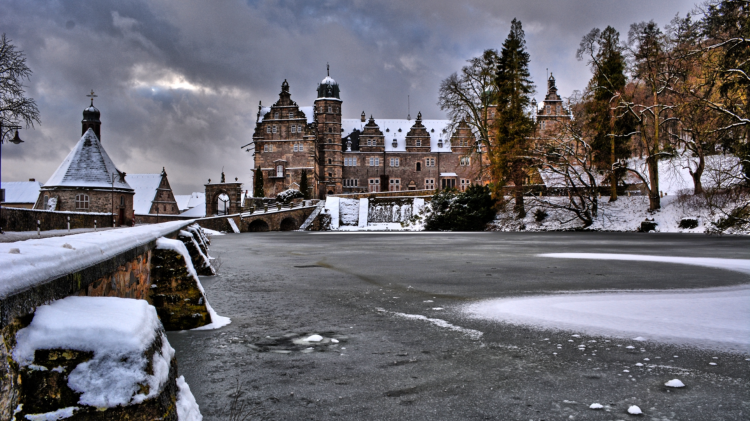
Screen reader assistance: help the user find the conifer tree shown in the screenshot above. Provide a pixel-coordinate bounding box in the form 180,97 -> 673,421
577,26 -> 635,201
299,169 -> 310,199
253,167 -> 264,198
494,18 -> 535,217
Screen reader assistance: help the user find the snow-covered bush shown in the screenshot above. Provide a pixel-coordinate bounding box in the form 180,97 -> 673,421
275,188 -> 303,204
424,185 -> 496,231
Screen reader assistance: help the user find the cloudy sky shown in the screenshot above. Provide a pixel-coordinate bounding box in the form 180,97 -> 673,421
1,0 -> 696,194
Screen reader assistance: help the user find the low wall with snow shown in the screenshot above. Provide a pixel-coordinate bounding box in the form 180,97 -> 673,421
1,206 -> 115,232
325,196 -> 426,230
0,221 -> 214,419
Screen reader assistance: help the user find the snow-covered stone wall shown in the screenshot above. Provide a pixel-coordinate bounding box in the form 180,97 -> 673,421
324,196 -> 427,230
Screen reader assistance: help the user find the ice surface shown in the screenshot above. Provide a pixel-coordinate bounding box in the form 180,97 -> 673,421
541,253 -> 750,275
13,296 -> 173,408
379,308 -> 482,340
0,221 -> 194,299
176,375 -> 202,421
464,286 -> 750,352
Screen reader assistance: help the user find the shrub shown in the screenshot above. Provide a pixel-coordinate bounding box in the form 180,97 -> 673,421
424,184 -> 497,231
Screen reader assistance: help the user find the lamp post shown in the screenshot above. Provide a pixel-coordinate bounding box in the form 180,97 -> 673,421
0,122 -> 25,234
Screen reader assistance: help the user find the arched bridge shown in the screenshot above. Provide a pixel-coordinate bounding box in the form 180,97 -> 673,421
196,204 -> 320,233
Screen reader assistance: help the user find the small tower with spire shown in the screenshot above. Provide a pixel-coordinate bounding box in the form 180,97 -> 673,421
82,90 -> 102,140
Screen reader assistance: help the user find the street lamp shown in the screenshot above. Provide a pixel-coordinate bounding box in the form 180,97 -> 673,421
0,122 -> 25,234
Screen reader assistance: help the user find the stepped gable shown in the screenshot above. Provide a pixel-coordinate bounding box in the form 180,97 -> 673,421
405,112 -> 431,152
43,128 -> 132,191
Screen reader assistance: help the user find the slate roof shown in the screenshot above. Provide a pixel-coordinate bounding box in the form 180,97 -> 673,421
43,128 -> 132,191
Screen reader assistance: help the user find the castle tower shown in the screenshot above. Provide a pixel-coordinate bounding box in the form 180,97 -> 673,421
536,73 -> 571,136
314,65 -> 343,198
82,90 -> 101,140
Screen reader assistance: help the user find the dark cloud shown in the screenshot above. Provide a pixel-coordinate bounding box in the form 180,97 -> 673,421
1,0 -> 696,194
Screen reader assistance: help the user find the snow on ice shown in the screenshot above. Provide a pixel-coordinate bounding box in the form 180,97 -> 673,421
665,379 -> 685,388
541,253 -> 750,275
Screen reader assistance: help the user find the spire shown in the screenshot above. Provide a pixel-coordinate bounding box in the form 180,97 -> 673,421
327,63 -> 330,76
82,89 -> 102,140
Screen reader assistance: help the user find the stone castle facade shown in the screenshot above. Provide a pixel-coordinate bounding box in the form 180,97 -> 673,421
251,71 -> 571,199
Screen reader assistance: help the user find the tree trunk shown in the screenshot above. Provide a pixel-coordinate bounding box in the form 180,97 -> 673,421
609,108 -> 618,202
692,150 -> 705,195
513,165 -> 526,218
649,92 -> 661,212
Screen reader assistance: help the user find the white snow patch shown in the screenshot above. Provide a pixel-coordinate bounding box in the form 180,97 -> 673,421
463,286 -> 750,352
13,296 -> 172,408
378,308 -> 482,340
665,379 -> 685,388
303,334 -> 323,342
628,405 -> 643,415
200,228 -> 224,236
23,406 -> 79,420
155,238 -> 230,330
176,375 -> 202,421
589,403 -> 603,410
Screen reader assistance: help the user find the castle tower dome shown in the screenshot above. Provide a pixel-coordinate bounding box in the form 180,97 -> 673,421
82,90 -> 101,140
316,64 -> 341,100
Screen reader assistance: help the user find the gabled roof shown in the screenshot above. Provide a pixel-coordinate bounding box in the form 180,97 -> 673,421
342,118 -> 453,152
0,181 -> 43,203
43,128 -> 132,191
125,173 -> 163,214
175,192 -> 205,213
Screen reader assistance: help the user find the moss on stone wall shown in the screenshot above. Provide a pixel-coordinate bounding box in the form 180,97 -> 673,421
149,249 -> 211,330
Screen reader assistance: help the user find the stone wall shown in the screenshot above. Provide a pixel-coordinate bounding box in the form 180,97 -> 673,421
34,189 -> 134,226
1,206 -> 114,232
330,189 -> 435,200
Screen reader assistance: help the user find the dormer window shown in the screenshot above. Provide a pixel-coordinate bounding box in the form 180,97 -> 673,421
274,112 -> 279,119
272,125 -> 277,133
416,140 -> 421,147
289,112 -> 294,118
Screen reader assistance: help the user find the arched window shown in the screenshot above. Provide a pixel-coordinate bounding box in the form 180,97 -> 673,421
75,194 -> 89,210
217,193 -> 230,215
328,159 -> 332,164
416,162 -> 421,172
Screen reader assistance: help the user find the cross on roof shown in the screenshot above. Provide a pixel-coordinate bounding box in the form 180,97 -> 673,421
86,89 -> 97,106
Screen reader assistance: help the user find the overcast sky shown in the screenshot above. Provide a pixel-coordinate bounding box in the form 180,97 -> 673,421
1,0 -> 696,194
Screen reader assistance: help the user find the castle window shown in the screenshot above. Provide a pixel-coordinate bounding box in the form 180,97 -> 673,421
276,165 -> 284,177
75,194 -> 89,210
328,172 -> 332,178
425,158 -> 435,167
328,127 -> 333,133
291,126 -> 296,133
416,139 -> 421,147
344,179 -> 359,187
368,178 -> 380,192
460,179 -> 470,191
424,179 -> 435,190
289,112 -> 294,119
389,178 -> 401,192
43,195 -> 49,208
274,112 -> 279,119
328,159 -> 332,164
389,158 -> 400,167
460,157 -> 470,166
120,195 -> 125,207
416,162 -> 421,171
328,105 -> 332,113
541,121 -> 546,130
293,143 -> 298,152
369,157 -> 380,166
327,138 -> 332,144
266,126 -> 271,133
272,125 -> 277,133
556,105 -> 561,114
546,105 -> 550,114
344,157 -> 357,166
263,144 -> 273,152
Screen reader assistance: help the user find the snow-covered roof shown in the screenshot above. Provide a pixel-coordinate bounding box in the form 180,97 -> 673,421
43,129 -> 132,191
440,172 -> 458,177
125,174 -> 162,215
1,181 -> 43,203
180,200 -> 206,218
321,76 -> 337,85
342,118 -> 453,153
174,195 -> 191,211
258,106 -> 315,125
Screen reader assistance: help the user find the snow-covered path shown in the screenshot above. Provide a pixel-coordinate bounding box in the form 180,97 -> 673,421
464,253 -> 750,352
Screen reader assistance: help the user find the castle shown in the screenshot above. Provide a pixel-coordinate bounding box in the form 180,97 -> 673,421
251,69 -> 570,199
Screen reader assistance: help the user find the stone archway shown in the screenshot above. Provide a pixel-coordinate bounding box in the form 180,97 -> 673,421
247,219 -> 270,232
279,217 -> 297,231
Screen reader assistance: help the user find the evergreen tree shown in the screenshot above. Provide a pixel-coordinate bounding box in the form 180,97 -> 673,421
299,169 -> 311,199
577,26 -> 635,200
253,167 -> 264,198
494,18 -> 535,217
424,185 -> 496,231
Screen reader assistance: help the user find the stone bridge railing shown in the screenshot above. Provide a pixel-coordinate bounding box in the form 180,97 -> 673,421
0,220 -> 215,420
196,204 -> 319,233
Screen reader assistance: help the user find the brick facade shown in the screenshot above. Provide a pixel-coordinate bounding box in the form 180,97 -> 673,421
252,73 -> 488,199
34,189 -> 134,226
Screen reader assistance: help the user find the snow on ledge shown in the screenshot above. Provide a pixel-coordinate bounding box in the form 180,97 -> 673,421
155,238 -> 230,330
13,296 -> 174,407
0,221 -> 195,299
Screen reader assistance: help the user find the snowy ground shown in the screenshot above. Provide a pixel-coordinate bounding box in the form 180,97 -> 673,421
0,226 -> 118,243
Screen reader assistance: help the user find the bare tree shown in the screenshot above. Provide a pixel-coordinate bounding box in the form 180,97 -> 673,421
0,33 -> 40,141
438,49 -> 499,181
